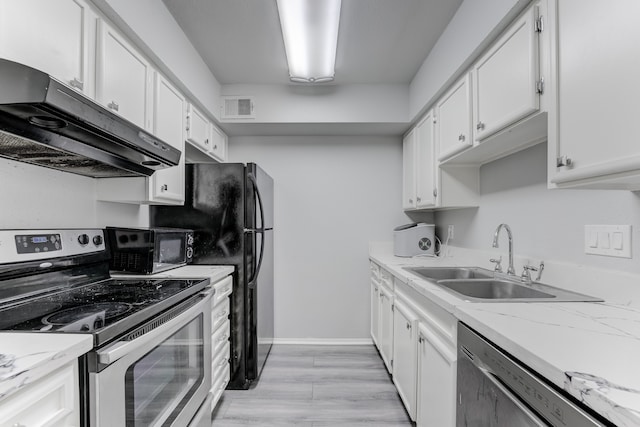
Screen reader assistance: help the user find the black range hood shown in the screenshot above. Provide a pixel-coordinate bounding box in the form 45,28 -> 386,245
0,59 -> 181,178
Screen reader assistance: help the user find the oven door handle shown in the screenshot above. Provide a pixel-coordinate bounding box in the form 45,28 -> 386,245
97,292 -> 211,366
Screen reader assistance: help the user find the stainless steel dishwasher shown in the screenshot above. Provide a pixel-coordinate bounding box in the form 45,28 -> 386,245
456,322 -> 608,427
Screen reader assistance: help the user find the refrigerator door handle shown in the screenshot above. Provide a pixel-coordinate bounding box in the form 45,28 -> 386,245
247,173 -> 266,285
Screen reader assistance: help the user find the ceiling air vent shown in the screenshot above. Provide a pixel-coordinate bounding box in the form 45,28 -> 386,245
221,96 -> 255,120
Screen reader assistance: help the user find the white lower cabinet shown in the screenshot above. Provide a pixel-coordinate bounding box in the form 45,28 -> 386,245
417,322 -> 457,427
370,275 -> 380,347
369,263 -> 459,426
210,275 -> 232,413
0,361 -> 80,427
378,274 -> 394,374
391,296 -> 419,421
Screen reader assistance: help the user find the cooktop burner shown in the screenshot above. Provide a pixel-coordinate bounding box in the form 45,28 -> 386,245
0,277 -> 209,346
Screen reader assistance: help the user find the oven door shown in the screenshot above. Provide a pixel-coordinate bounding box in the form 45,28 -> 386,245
91,292 -> 212,427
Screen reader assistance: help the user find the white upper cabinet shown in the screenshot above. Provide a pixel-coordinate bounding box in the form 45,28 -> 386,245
0,0 -> 94,96
209,124 -> 228,163
150,72 -> 186,204
96,19 -> 153,131
402,128 -> 417,210
436,74 -> 473,161
473,5 -> 540,142
186,103 -> 211,151
415,112 -> 437,209
548,0 -> 640,189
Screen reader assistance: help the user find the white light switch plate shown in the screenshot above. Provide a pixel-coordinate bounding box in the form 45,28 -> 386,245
584,225 -> 631,258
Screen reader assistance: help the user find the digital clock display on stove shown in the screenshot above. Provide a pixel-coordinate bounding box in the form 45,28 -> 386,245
15,234 -> 61,254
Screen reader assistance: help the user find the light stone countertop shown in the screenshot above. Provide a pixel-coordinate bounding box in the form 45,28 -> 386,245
0,333 -> 92,401
369,242 -> 640,427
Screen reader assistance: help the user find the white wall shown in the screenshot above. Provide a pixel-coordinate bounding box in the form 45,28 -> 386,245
229,136 -> 407,340
221,84 -> 409,124
0,158 -> 147,229
435,143 -> 640,275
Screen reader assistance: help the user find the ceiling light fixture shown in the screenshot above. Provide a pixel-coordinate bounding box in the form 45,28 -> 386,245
276,0 -> 342,83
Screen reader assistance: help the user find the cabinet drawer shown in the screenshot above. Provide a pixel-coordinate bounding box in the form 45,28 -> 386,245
0,362 -> 79,427
210,363 -> 230,412
380,268 -> 393,288
211,297 -> 230,333
211,276 -> 233,307
212,319 -> 230,356
370,261 -> 380,280
212,341 -> 231,382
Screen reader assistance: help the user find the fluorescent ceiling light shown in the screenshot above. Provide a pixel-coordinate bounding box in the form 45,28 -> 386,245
276,0 -> 342,83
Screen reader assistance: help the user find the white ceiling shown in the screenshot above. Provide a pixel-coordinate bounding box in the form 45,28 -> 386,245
162,0 -> 464,86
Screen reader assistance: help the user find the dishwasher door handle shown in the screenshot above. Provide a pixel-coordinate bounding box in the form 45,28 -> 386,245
473,362 -> 547,427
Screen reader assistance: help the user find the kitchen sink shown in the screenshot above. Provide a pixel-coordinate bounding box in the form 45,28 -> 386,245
404,266 -> 602,303
404,266 -> 494,281
437,279 -> 554,300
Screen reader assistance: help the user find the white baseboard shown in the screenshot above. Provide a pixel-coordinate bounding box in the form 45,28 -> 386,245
271,338 -> 373,346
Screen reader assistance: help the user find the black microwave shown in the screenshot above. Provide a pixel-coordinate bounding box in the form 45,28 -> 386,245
106,227 -> 193,274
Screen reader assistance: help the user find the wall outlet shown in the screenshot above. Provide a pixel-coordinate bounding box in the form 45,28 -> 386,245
584,225 -> 631,258
447,225 -> 455,240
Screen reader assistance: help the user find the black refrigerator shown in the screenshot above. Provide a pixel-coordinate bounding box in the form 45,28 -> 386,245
150,163 -> 274,389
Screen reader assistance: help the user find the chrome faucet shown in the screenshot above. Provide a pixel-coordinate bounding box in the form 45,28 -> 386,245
492,224 -> 515,276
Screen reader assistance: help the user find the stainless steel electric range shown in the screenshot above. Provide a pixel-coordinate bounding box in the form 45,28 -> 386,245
0,229 -> 213,427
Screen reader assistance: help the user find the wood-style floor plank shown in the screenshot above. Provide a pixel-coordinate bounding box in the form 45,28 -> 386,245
211,344 -> 413,426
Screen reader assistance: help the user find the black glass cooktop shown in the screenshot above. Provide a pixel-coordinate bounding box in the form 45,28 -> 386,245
0,277 -> 208,347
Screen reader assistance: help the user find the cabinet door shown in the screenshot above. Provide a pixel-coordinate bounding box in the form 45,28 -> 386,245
549,0 -> 640,188
378,284 -> 394,374
0,0 -> 93,95
416,323 -> 456,427
437,74 -> 473,161
150,73 -> 185,204
392,299 -> 418,421
402,129 -> 416,210
186,103 -> 212,151
415,111 -> 436,208
370,278 -> 380,347
209,124 -> 227,162
0,362 -> 80,427
96,19 -> 153,131
473,5 -> 539,141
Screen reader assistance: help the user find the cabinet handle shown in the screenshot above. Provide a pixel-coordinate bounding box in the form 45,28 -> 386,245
556,156 -> 573,168
406,322 -> 411,330
476,122 -> 485,131
433,188 -> 438,197
213,144 -> 218,150
161,184 -> 168,192
418,334 -> 424,343
107,101 -> 119,112
205,138 -> 209,145
186,115 -> 190,132
408,198 -> 413,204
458,134 -> 466,142
416,196 -> 421,202
69,77 -> 84,90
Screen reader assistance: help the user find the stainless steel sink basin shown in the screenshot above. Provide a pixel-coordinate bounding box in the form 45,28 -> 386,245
437,279 -> 554,300
404,266 -> 602,303
404,266 -> 494,281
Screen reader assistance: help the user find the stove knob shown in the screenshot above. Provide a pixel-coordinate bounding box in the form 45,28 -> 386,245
78,234 -> 90,246
93,235 -> 103,246
186,247 -> 193,259
187,235 -> 194,245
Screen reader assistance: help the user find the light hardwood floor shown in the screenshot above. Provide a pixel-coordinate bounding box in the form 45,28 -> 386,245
212,345 -> 414,426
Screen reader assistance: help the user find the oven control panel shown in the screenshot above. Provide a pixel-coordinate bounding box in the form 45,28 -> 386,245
0,229 -> 106,264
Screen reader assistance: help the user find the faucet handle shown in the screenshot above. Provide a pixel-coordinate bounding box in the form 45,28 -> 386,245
521,264 -> 538,283
535,261 -> 544,282
489,257 -> 503,273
